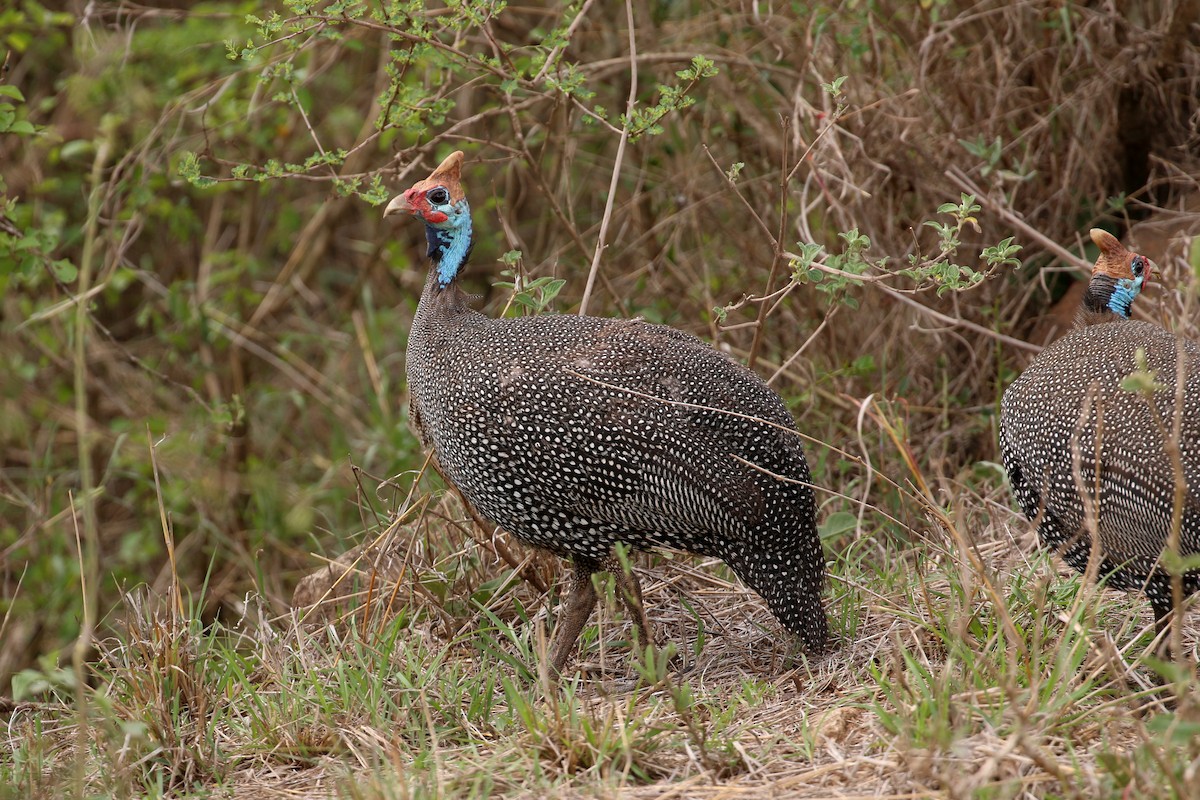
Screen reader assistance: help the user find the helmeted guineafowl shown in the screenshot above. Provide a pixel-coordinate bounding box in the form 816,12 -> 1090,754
1000,228 -> 1200,642
384,151 -> 828,671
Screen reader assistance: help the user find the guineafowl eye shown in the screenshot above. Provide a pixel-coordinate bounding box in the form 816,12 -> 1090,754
427,187 -> 449,205
1131,256 -> 1146,278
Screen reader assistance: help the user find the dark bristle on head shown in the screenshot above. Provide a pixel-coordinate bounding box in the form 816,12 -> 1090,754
1001,228 -> 1200,653
387,154 -> 829,672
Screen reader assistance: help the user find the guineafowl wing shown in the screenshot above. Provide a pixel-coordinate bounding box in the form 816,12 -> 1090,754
425,315 -> 814,557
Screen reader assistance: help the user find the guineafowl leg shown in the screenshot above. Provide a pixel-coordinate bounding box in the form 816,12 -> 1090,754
549,558 -> 602,673
1149,590 -> 1176,658
603,554 -> 655,651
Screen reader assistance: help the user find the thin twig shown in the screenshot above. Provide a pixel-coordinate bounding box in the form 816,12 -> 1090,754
563,368 -> 933,507
532,0 -> 600,84
876,282 -> 1043,354
767,304 -> 838,385
945,167 -> 1090,274
702,144 -> 777,248
72,121 -> 113,797
578,0 -> 637,316
749,118 -> 791,369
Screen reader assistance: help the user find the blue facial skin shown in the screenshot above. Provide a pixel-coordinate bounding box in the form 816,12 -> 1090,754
422,196 -> 473,288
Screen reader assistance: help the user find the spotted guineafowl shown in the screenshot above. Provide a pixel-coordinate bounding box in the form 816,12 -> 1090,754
1000,228 -> 1200,643
384,151 -> 828,671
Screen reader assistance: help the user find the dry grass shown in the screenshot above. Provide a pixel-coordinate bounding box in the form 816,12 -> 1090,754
9,481 -> 1198,798
4,0 -> 1200,797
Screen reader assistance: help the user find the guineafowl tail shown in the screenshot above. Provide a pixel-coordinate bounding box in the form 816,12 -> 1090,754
724,542 -> 829,653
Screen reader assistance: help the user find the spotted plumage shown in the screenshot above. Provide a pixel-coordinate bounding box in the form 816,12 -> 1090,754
384,152 -> 828,671
1000,228 -> 1200,639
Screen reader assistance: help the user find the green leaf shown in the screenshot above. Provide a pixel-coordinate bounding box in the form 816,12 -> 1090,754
1120,370 -> 1163,393
12,667 -> 76,701
50,260 -> 78,283
1146,714 -> 1200,743
59,139 -> 94,162
819,511 -> 859,540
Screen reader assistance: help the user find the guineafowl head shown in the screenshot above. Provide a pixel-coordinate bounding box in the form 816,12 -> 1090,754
385,151 -> 472,287
1082,228 -> 1152,320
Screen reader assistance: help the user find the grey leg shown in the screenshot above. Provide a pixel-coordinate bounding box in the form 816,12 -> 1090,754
1150,588 -> 1175,659
549,558 -> 601,673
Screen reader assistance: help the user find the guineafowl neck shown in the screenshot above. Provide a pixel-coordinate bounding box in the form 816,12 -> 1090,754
409,221 -> 478,367
413,254 -> 474,340
407,252 -> 476,424
1075,274 -> 1136,327
425,217 -> 473,289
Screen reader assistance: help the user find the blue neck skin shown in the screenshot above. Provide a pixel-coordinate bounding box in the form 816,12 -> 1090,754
1106,276 -> 1143,319
425,201 -> 473,288
1083,273 -> 1143,320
